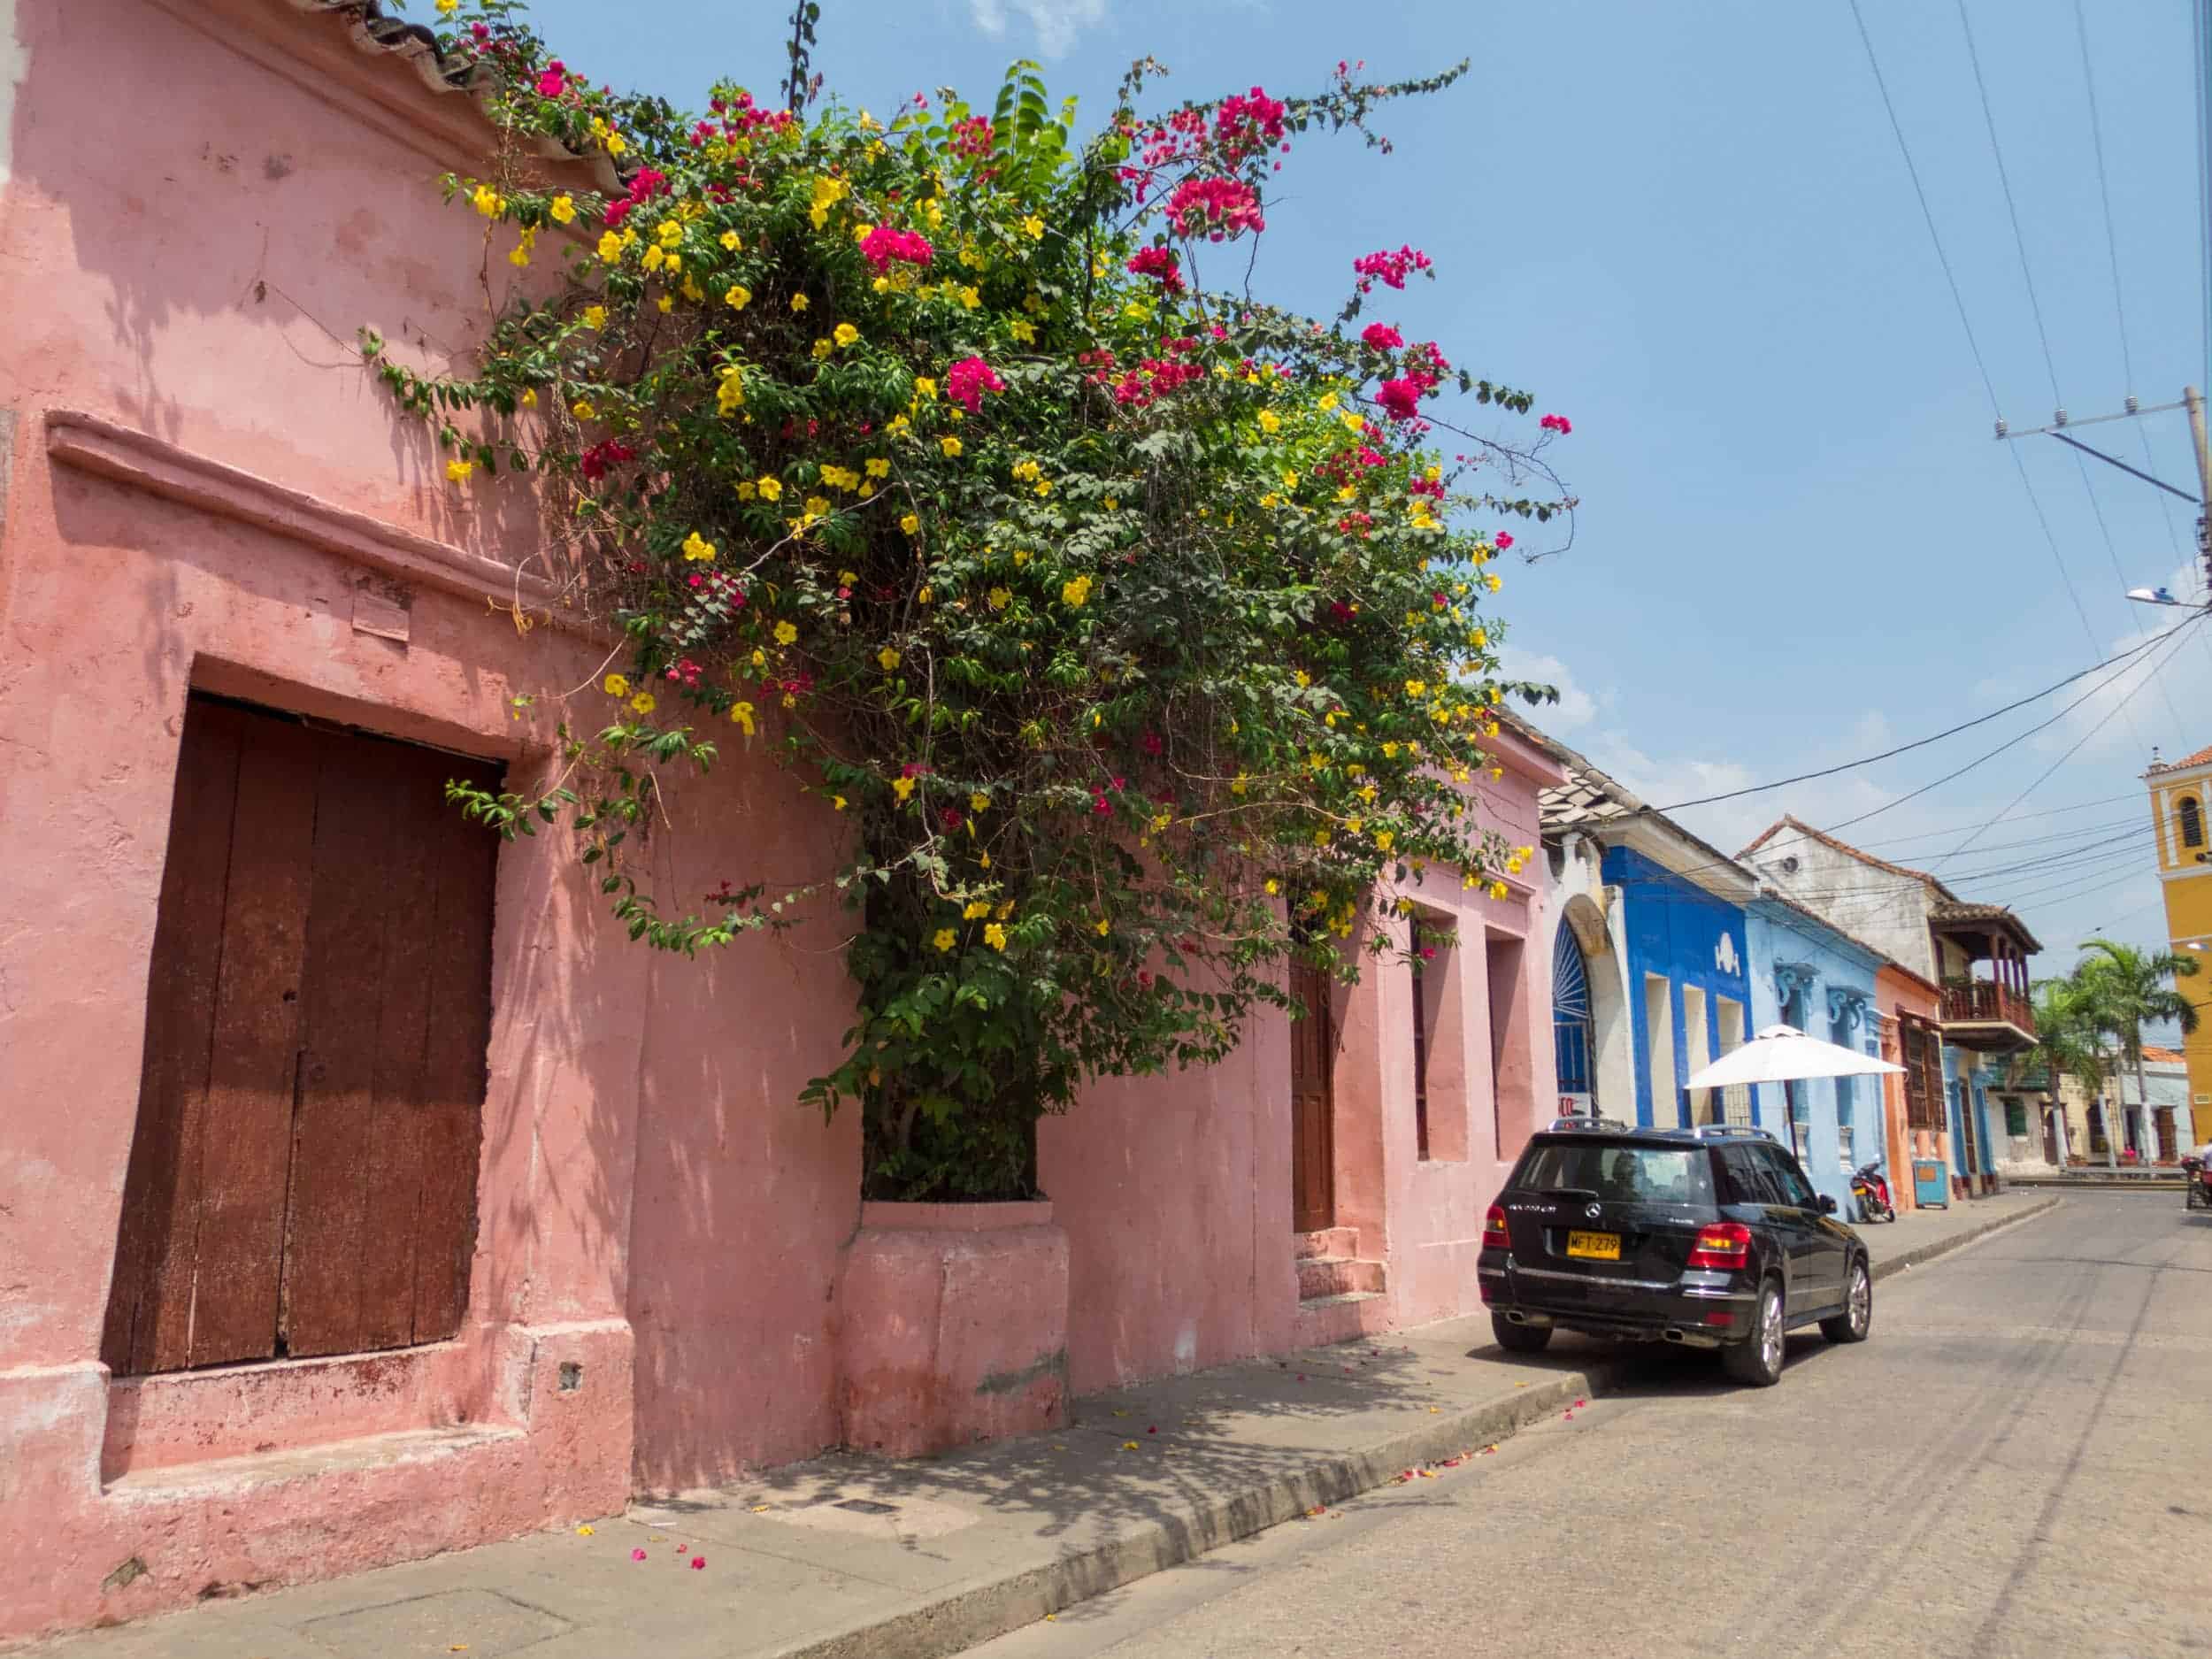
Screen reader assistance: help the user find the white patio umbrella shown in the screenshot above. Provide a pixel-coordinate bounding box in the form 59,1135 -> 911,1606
1683,1024 -> 1904,1091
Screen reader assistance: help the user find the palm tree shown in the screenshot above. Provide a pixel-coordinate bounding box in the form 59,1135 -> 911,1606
2077,939 -> 2200,1164
2008,978 -> 2107,1164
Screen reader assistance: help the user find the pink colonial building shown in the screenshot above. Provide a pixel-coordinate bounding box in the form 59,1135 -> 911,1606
0,0 -> 1564,1638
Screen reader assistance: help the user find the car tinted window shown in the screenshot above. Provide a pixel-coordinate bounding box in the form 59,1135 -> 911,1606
1515,1141 -> 1715,1206
1757,1145 -> 1819,1209
1719,1144 -> 1778,1205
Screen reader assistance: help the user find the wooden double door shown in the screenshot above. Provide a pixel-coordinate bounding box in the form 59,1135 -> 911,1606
101,695 -> 500,1375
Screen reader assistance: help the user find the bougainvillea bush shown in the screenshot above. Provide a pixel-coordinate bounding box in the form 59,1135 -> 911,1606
380,1 -> 1571,1199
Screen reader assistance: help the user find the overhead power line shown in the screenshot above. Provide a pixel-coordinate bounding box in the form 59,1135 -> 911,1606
1654,617 -> 2193,813
1927,611 -> 2206,868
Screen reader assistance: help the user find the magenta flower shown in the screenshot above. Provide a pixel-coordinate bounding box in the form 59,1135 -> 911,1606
1377,378 -> 1423,422
1126,246 -> 1185,296
535,60 -> 567,98
1361,323 -> 1403,350
946,355 -> 1005,413
860,225 -> 934,274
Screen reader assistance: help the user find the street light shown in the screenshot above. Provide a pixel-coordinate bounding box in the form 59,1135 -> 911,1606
2126,586 -> 2185,606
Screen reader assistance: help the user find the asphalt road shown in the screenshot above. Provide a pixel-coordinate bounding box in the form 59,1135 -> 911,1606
964,1194 -> 2212,1659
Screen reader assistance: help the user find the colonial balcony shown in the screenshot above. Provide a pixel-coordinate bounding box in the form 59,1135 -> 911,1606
1930,901 -> 2040,1054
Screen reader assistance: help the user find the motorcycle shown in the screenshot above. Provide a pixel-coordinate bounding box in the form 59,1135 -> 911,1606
1851,1160 -> 1896,1224
2185,1148 -> 2212,1212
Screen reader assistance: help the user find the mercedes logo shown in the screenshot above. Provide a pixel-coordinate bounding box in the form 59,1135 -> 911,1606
1585,1202 -> 1601,1220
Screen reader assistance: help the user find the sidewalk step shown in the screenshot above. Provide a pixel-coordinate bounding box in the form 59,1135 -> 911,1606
1295,1256 -> 1386,1300
1293,1226 -> 1358,1261
1292,1288 -> 1390,1346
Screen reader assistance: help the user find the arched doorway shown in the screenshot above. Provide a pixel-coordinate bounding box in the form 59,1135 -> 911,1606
1553,926 -> 1598,1117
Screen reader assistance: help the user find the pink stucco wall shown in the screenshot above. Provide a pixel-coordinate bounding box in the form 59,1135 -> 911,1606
0,0 -> 1567,1638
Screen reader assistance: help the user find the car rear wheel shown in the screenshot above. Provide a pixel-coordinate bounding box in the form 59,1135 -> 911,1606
1722,1280 -> 1785,1386
1820,1259 -> 1871,1343
1491,1314 -> 1553,1354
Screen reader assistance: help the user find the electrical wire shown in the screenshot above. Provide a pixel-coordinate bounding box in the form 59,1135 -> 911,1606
1652,618 -> 2189,813
1819,613 -> 2205,838
1928,611 -> 2204,868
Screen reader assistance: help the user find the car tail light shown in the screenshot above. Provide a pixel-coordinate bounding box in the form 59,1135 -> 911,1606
1686,1221 -> 1752,1270
1704,1310 -> 1736,1327
1482,1204 -> 1511,1252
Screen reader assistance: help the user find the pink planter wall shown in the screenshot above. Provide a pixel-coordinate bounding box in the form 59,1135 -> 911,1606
837,1204 -> 1070,1457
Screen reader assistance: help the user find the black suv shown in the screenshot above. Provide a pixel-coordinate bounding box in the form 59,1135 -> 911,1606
1477,1119 -> 1871,1386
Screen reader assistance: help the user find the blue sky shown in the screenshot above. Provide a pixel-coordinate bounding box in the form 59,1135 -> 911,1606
494,0 -> 2212,975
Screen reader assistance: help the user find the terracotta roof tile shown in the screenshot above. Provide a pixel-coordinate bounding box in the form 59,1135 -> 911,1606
2148,743 -> 2212,774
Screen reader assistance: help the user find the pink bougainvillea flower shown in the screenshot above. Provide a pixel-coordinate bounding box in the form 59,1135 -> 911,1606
1494,530 -> 1514,549
1165,176 -> 1264,240
1125,246 -> 1185,296
690,1556 -> 706,1570
535,60 -> 567,98
1376,377 -> 1423,422
1360,322 -> 1403,350
632,1548 -> 648,1562
860,224 -> 934,274
946,355 -> 1005,413
1540,412 -> 1572,434
1351,245 -> 1432,293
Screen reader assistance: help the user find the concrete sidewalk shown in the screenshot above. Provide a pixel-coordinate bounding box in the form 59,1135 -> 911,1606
27,1192 -> 2058,1659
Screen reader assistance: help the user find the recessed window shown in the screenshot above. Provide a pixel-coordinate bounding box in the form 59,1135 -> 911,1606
1643,973 -> 1677,1130
2180,795 -> 2203,850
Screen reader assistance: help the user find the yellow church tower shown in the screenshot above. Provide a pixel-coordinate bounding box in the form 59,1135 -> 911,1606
2147,748 -> 2212,1147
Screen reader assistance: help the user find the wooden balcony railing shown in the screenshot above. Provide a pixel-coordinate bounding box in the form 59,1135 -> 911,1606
1940,979 -> 2035,1034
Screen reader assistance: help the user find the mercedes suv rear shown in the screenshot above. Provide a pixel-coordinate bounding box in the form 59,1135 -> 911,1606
1477,1119 -> 1870,1386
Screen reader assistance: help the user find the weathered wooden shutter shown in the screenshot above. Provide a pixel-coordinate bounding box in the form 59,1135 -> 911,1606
102,695 -> 500,1376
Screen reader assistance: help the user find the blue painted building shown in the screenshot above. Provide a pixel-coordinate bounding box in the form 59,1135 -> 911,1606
1744,894 -> 1886,1216
1601,844 -> 1755,1133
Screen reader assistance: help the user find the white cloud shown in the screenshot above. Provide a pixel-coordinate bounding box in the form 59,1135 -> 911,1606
967,0 -> 1107,57
1494,647 -> 1599,733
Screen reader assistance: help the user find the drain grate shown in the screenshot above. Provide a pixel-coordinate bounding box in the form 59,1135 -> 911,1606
833,1498 -> 899,1516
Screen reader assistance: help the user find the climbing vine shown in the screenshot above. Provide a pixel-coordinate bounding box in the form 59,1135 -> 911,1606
381,1 -> 1571,1198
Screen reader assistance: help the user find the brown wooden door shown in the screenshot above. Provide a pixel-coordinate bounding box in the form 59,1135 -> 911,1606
1289,960 -> 1335,1233
102,695 -> 500,1375
2041,1108 -> 2059,1167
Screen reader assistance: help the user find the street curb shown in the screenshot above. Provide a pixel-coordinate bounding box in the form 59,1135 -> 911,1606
1869,1195 -> 2062,1285
772,1361 -> 1624,1659
778,1200 -> 2062,1659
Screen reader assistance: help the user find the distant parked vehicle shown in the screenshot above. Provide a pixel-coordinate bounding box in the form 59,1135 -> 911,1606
1479,1118 -> 1870,1388
1851,1160 -> 1895,1224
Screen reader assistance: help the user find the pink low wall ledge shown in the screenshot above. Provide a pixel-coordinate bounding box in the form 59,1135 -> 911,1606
858,1200 -> 1056,1232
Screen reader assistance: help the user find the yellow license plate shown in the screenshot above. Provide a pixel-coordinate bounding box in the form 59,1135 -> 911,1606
1565,1231 -> 1620,1261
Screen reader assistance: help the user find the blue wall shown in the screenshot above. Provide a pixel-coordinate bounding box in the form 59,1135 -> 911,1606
1603,847 -> 1751,1133
1745,899 -> 1883,1217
